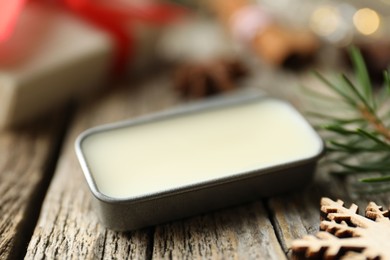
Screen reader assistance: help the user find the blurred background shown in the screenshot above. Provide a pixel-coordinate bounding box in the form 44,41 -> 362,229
1,0 -> 390,129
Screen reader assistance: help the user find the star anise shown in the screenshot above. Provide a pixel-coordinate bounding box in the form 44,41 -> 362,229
173,58 -> 247,98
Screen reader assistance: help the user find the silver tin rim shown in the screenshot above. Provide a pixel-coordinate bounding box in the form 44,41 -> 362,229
75,93 -> 325,204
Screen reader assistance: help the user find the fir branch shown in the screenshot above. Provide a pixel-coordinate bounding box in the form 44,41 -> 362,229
359,107 -> 390,141
349,46 -> 375,108
312,71 -> 357,107
308,47 -> 390,189
356,129 -> 390,148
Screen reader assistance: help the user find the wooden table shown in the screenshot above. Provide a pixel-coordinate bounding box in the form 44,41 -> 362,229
1,62 -> 389,259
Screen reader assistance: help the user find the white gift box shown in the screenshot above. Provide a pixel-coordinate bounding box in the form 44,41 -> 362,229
0,2 -> 113,129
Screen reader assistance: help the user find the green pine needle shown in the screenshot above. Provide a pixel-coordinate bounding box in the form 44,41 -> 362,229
308,47 -> 390,191
349,46 -> 375,108
361,175 -> 390,183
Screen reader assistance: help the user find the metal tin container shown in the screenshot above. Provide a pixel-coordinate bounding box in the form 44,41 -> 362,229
75,94 -> 324,231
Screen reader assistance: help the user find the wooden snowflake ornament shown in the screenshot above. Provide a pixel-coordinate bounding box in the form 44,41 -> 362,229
291,197 -> 390,259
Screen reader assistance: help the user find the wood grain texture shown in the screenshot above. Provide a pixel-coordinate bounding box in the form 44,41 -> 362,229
0,117 -> 63,259
153,202 -> 285,259
267,171 -> 342,255
25,75 -> 180,259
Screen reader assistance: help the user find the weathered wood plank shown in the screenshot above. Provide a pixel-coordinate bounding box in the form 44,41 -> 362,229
0,116 -> 64,259
25,75 -> 179,259
153,202 -> 285,259
267,170 -> 345,254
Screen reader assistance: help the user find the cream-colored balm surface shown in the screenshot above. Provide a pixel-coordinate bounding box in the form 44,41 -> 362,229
81,99 -> 323,199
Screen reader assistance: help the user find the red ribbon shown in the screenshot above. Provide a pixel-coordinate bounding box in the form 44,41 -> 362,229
0,0 -> 188,74
0,0 -> 27,41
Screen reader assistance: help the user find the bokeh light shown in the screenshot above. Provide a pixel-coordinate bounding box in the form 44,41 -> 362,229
310,6 -> 341,37
353,8 -> 381,35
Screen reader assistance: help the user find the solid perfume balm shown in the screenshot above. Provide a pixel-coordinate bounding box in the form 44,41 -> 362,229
76,96 -> 324,230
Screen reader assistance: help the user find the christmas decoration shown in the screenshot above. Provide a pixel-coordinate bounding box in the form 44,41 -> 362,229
291,197 -> 390,259
209,0 -> 319,69
0,0 -> 186,129
173,58 -> 247,98
306,47 -> 390,191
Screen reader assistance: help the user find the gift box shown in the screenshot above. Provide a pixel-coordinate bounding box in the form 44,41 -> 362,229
0,1 -> 186,129
0,2 -> 114,129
